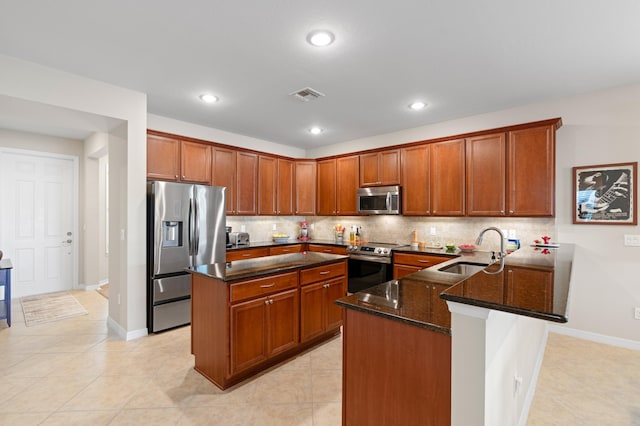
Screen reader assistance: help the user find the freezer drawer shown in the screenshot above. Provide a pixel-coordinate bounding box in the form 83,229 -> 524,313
153,274 -> 191,303
152,298 -> 191,332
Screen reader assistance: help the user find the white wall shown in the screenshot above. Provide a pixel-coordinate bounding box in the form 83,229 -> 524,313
0,54 -> 148,339
148,113 -> 306,159
312,83 -> 640,345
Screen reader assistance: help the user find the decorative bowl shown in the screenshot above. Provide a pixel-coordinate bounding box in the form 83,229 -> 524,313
458,244 -> 476,253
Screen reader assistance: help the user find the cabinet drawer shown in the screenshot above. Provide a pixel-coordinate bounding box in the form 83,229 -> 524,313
226,247 -> 270,262
300,261 -> 346,286
307,244 -> 348,255
393,253 -> 449,268
269,244 -> 303,256
230,271 -> 298,303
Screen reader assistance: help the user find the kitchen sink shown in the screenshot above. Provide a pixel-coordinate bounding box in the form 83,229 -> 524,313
438,262 -> 488,275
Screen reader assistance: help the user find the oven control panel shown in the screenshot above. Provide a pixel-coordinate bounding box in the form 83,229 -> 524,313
347,245 -> 393,257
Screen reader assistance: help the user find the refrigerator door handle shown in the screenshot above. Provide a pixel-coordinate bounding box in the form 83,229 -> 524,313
188,198 -> 194,256
194,199 -> 200,255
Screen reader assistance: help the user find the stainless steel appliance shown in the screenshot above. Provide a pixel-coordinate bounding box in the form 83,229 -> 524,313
357,185 -> 401,215
228,231 -> 250,247
346,242 -> 400,293
147,181 -> 226,332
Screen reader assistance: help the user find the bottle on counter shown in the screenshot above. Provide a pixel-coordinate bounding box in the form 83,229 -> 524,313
355,226 -> 361,246
349,226 -> 356,244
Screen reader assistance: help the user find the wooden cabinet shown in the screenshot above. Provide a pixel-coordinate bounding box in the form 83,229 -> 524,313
430,138 -> 465,216
258,156 -> 293,215
392,252 -> 450,279
507,124 -> 555,216
316,159 -> 336,215
147,135 -> 211,184
226,247 -> 270,262
230,283 -> 298,375
505,266 -> 553,311
236,151 -> 258,215
401,144 -> 430,215
294,160 -> 316,215
277,159 -> 294,215
462,270 -> 504,304
429,283 -> 453,329
466,133 -> 506,216
269,244 -> 303,256
307,244 -> 348,255
258,155 -> 277,215
300,262 -> 347,342
359,149 -> 400,187
212,146 -> 236,214
147,134 -> 180,181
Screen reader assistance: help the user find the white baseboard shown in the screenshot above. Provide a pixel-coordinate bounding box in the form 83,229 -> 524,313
106,316 -> 148,341
518,325 -> 550,426
549,325 -> 640,350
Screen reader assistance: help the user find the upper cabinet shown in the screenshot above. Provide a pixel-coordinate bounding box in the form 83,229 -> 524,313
401,144 -> 430,215
316,159 -> 336,216
507,124 -> 555,217
316,156 -> 359,216
258,155 -> 278,215
212,147 -> 236,215
430,139 -> 465,216
359,149 -> 400,187
466,133 -> 506,216
147,134 -> 211,184
277,159 -> 294,216
294,160 -> 316,215
236,152 -> 258,215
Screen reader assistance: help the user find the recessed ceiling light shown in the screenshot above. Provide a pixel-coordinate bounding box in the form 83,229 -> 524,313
309,127 -> 324,135
409,101 -> 427,110
199,93 -> 219,103
307,30 -> 335,47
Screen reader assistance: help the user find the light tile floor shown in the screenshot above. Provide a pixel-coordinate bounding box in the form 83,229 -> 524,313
0,290 -> 637,425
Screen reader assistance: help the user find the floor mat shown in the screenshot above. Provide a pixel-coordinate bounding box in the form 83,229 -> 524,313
21,292 -> 88,326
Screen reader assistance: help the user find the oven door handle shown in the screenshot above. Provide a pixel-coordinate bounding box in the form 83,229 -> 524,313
349,254 -> 391,264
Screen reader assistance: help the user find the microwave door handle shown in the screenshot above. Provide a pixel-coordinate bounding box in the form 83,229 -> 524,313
386,192 -> 391,212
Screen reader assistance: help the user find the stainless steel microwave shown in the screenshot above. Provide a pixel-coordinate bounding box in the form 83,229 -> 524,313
357,185 -> 401,215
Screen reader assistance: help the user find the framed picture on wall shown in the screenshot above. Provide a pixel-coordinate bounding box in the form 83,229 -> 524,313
573,162 -> 637,225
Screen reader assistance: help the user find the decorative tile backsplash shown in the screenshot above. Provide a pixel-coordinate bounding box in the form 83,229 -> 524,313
227,215 -> 555,252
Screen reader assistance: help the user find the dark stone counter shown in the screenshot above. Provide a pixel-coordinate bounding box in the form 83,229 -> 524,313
226,238 -> 349,251
336,244 -> 574,333
188,251 -> 348,282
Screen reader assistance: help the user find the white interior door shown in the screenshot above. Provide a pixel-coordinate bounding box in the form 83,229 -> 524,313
0,151 -> 76,298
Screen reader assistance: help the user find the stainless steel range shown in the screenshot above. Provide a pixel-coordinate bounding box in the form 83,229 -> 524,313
346,242 -> 401,293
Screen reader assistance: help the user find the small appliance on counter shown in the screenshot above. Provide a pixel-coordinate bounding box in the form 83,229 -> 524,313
228,231 -> 250,247
299,221 -> 310,241
225,226 -> 232,249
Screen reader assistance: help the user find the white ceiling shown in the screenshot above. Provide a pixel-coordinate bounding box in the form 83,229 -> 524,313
1,0 -> 639,148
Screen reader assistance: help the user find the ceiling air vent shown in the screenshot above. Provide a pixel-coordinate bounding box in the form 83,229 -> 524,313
289,87 -> 325,102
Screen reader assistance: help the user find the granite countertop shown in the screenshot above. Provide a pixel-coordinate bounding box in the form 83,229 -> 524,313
188,251 -> 348,282
226,239 -> 350,251
336,244 -> 574,333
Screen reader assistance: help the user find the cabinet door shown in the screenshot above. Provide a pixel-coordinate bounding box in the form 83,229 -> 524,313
147,134 -> 180,181
213,147 -> 236,215
430,283 -> 452,329
463,270 -> 504,303
295,160 -> 316,215
277,159 -> 294,215
236,151 -> 258,215
393,264 -> 422,279
325,277 -> 346,331
316,159 -> 336,215
379,149 -> 401,185
401,145 -> 430,215
359,153 -> 380,187
431,139 -> 465,216
258,155 -> 277,215
266,289 -> 299,357
336,155 -> 359,215
226,247 -> 270,262
306,244 -> 348,255
300,281 -> 326,342
505,267 -> 553,311
230,297 -> 267,374
466,133 -> 506,216
180,141 -> 212,184
507,125 -> 555,216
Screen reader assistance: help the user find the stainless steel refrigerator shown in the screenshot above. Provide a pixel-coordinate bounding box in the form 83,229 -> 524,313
147,181 -> 226,332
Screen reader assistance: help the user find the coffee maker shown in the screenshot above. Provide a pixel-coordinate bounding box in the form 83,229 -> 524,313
299,221 -> 310,241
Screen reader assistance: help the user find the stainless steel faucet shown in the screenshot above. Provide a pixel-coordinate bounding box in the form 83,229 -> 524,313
475,227 -> 506,274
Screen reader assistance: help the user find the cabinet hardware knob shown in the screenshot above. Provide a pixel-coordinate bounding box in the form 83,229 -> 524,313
319,271 -> 330,275
418,260 -> 431,264
175,175 -> 178,179
264,300 -> 269,305
270,299 -> 274,304
182,176 -> 185,179
260,283 -> 275,288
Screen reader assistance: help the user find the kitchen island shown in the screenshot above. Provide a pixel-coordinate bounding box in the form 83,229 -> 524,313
188,251 -> 348,390
336,244 -> 573,426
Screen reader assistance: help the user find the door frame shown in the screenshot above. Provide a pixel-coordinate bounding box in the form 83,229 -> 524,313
0,147 -> 80,293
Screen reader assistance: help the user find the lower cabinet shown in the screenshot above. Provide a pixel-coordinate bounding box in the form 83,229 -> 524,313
300,277 -> 345,342
230,288 -> 299,375
392,252 -> 451,279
